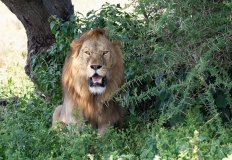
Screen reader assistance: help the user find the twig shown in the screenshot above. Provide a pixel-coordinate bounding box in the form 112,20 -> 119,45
199,113 -> 219,131
0,96 -> 19,106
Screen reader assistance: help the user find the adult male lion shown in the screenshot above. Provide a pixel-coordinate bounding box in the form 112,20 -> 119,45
52,28 -> 125,135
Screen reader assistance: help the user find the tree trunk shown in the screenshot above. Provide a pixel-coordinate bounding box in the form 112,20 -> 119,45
1,0 -> 74,76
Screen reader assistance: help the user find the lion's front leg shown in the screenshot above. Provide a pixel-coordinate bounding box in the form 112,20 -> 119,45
98,124 -> 109,135
52,103 -> 80,124
52,104 -> 82,133
52,105 -> 67,126
64,100 -> 80,125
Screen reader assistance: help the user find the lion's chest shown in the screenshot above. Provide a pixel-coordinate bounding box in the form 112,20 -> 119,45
79,101 -> 105,126
78,100 -> 119,129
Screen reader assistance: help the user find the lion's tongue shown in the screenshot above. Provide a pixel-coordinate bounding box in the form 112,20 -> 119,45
92,75 -> 103,84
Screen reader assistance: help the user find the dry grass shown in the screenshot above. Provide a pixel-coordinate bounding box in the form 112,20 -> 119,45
0,2 -> 27,70
0,1 -> 30,98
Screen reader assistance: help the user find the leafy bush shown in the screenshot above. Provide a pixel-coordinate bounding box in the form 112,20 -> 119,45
1,98 -> 232,159
118,0 -> 232,125
1,0 -> 232,159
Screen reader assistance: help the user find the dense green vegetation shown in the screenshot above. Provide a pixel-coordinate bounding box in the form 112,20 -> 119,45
1,0 -> 232,159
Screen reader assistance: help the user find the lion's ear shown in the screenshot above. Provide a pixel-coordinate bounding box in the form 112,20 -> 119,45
70,38 -> 82,57
70,38 -> 80,50
112,40 -> 122,48
103,27 -> 110,37
103,28 -> 121,47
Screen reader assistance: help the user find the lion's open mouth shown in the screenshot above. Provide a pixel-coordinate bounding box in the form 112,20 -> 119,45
88,74 -> 107,87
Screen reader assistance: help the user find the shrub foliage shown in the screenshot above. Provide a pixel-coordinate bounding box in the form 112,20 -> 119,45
1,0 -> 232,159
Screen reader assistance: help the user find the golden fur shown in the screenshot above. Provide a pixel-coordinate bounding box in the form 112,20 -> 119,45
52,28 -> 125,134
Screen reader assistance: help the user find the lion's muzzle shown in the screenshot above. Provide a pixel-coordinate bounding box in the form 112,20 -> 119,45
88,74 -> 107,87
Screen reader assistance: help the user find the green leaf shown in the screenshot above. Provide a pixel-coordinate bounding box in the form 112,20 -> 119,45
160,91 -> 167,101
160,91 -> 170,102
50,21 -> 57,34
61,26 -> 68,34
215,94 -> 227,108
8,77 -> 12,85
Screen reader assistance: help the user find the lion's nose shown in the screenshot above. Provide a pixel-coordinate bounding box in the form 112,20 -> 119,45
90,65 -> 102,70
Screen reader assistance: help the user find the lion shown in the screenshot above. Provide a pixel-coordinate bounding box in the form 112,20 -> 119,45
52,28 -> 125,135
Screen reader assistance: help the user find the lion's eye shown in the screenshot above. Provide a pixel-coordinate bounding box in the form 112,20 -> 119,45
85,51 -> 90,55
103,51 -> 109,56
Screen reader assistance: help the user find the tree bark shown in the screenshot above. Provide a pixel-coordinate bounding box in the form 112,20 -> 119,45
1,0 -> 74,76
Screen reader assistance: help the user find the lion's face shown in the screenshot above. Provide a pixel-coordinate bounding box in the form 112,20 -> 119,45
75,36 -> 115,94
